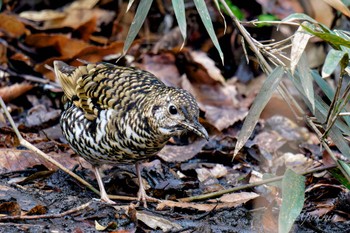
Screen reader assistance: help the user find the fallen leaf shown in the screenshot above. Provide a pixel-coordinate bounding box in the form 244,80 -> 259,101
136,211 -> 182,232
0,13 -> 28,38
157,139 -> 207,162
196,164 -> 228,182
218,192 -> 259,203
0,201 -> 21,216
157,200 -> 245,211
19,10 -> 66,21
140,53 -> 181,87
0,83 -> 33,103
0,148 -> 91,173
25,34 -> 90,58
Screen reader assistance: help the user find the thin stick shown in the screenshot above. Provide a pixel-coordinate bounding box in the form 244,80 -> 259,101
178,163 -> 340,202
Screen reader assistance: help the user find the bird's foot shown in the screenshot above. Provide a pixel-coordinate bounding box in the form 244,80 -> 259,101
99,192 -> 116,205
136,188 -> 160,208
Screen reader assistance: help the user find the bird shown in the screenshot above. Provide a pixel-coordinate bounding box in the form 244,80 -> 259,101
54,61 -> 208,205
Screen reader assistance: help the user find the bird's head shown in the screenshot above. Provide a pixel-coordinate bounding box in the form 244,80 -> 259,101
147,88 -> 209,140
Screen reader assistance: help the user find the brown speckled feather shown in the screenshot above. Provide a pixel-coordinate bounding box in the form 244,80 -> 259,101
54,60 -> 208,204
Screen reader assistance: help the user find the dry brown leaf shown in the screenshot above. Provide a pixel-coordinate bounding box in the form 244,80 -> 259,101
0,43 -> 8,64
0,148 -> 91,173
0,83 -> 33,103
181,76 -> 240,130
0,13 -> 28,38
157,139 -> 207,162
191,51 -> 225,84
48,8 -> 113,30
217,192 -> 259,204
35,41 -> 124,81
66,0 -> 99,10
157,200 -> 243,211
140,53 -> 181,87
136,211 -> 182,231
0,201 -> 21,216
196,164 -> 228,182
204,106 -> 248,131
25,205 -> 48,216
19,10 -> 66,21
25,34 -> 90,58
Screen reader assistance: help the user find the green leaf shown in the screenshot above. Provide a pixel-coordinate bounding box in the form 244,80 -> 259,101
333,161 -> 350,188
312,70 -> 350,128
233,67 -> 284,157
193,0 -> 224,64
123,0 -> 153,55
219,1 -> 244,20
322,49 -> 348,77
329,127 -> 350,158
172,0 -> 186,48
278,169 -> 305,233
290,70 -> 350,135
282,13 -> 318,24
297,53 -> 315,113
312,70 -> 335,101
301,24 -> 350,49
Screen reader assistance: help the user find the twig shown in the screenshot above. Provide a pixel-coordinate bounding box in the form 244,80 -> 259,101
0,201 -> 92,221
219,0 -> 304,119
0,97 -> 137,202
306,116 -> 350,182
178,163 -> 341,202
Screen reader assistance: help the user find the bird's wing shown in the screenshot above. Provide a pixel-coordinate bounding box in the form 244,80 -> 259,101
54,61 -> 163,121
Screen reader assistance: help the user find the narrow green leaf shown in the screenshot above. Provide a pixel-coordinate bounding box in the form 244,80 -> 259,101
301,24 -> 350,48
282,13 -> 318,23
290,71 -> 350,135
329,127 -> 350,158
233,67 -> 284,157
322,49 -> 348,77
312,70 -> 350,128
278,169 -> 305,233
297,53 -> 315,113
123,0 -> 153,55
312,70 -> 335,101
172,0 -> 186,49
339,160 -> 350,177
193,0 -> 224,64
332,162 -> 350,189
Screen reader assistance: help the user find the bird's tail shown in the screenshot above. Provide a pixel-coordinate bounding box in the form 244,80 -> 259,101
53,61 -> 88,101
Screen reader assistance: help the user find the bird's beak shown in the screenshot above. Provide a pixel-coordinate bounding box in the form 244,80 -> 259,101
180,120 -> 209,141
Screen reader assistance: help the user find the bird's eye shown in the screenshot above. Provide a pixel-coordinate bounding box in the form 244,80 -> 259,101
169,105 -> 178,115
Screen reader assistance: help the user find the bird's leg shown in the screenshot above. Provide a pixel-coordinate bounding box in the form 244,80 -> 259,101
135,161 -> 160,207
93,166 -> 116,205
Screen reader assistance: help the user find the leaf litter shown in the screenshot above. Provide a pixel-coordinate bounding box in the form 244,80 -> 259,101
0,0 -> 349,232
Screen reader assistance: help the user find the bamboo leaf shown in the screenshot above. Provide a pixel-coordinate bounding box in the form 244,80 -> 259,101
123,0 -> 153,55
278,169 -> 305,233
193,0 -> 224,64
233,67 -> 284,157
322,49 -> 348,78
172,0 -> 186,49
282,13 -> 318,23
297,53 -> 315,113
